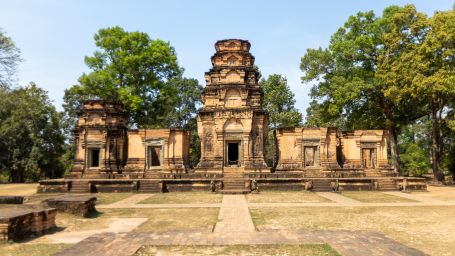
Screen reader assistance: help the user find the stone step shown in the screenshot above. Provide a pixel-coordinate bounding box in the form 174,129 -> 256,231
220,189 -> 250,194
138,181 -> 162,193
71,181 -> 90,193
311,180 -> 332,192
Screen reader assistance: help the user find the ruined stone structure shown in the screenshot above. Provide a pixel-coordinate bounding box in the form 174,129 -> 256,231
69,100 -> 190,180
38,39 -> 427,193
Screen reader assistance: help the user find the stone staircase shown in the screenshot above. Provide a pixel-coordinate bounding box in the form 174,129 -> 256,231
377,179 -> 397,191
311,179 -> 332,192
138,180 -> 162,193
70,180 -> 90,193
222,167 -> 249,194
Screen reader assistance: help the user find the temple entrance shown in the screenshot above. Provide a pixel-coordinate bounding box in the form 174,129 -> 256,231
227,142 -> 239,166
362,148 -> 376,168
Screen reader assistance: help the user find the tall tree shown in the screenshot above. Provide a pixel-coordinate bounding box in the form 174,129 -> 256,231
300,6 -> 426,172
260,74 -> 302,166
63,26 -> 182,127
0,28 -> 21,87
261,74 -> 302,129
0,83 -> 66,182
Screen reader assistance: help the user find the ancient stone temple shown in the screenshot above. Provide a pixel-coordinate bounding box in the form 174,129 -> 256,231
38,39 -> 427,193
196,39 -> 269,175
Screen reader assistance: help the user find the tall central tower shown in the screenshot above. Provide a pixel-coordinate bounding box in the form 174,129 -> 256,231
196,39 -> 269,174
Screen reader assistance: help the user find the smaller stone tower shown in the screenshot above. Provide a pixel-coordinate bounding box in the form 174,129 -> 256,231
70,100 -> 128,178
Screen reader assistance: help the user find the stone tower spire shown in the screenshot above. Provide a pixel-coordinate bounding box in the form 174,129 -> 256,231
196,39 -> 269,173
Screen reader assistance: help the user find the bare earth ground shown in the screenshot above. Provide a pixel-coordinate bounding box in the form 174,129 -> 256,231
138,191 -> 223,204
340,191 -> 417,203
247,191 -> 331,203
0,183 -> 38,196
134,244 -> 340,256
250,205 -> 455,256
410,185 -> 455,202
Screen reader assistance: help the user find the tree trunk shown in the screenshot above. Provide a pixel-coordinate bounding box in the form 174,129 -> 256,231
388,126 -> 400,173
430,100 -> 444,181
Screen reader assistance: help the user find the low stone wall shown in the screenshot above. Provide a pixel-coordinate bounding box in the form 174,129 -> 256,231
0,205 -> 56,241
37,179 -> 70,193
44,195 -> 97,217
38,176 -> 427,193
0,196 -> 24,204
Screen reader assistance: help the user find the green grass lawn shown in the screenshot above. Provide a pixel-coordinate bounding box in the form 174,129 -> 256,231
250,206 -> 455,256
340,191 -> 416,203
56,208 -> 219,232
247,191 -> 331,203
0,243 -> 70,256
138,191 -> 222,204
134,244 -> 340,256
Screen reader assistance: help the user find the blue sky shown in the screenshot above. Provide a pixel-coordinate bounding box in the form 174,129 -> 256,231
1,0 -> 453,115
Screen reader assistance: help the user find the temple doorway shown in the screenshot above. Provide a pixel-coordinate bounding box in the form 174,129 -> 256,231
362,148 -> 376,168
227,142 -> 239,166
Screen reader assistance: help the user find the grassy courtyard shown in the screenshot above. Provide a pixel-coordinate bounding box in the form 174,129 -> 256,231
246,191 -> 331,203
340,191 -> 416,203
56,208 -> 219,232
138,191 -> 223,204
250,205 -> 455,256
0,243 -> 70,256
134,244 -> 340,256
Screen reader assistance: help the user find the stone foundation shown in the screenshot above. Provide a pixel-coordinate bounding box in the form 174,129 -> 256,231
0,205 -> 56,241
0,196 -> 24,204
44,195 -> 97,217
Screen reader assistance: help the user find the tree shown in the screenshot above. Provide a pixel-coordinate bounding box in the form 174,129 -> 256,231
261,74 -> 302,129
378,6 -> 455,181
63,26 -> 182,127
0,83 -> 66,182
164,77 -> 203,129
0,28 -> 21,87
260,74 -> 302,166
398,120 -> 431,176
300,6 -> 426,172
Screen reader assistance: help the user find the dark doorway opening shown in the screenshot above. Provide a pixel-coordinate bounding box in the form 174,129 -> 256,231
148,146 -> 161,167
89,149 -> 100,167
228,142 -> 239,165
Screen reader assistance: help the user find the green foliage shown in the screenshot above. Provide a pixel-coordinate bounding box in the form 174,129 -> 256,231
260,74 -> 302,129
163,77 -> 203,129
398,121 -> 431,176
0,83 -> 66,182
0,28 -> 21,87
64,26 -> 182,127
377,6 -> 455,180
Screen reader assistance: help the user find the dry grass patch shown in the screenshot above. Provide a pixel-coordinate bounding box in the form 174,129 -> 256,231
340,191 -> 416,203
0,183 -> 38,196
139,191 -> 222,204
250,206 -> 455,256
56,208 -> 218,232
93,193 -> 134,205
134,244 -> 340,256
247,191 -> 331,203
0,243 -> 70,256
411,185 -> 455,202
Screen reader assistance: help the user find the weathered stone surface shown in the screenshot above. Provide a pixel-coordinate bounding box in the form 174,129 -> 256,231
44,195 -> 96,217
0,196 -> 24,204
0,205 -> 56,241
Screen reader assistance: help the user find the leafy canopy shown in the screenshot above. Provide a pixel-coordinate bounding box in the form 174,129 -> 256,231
64,26 -> 182,127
